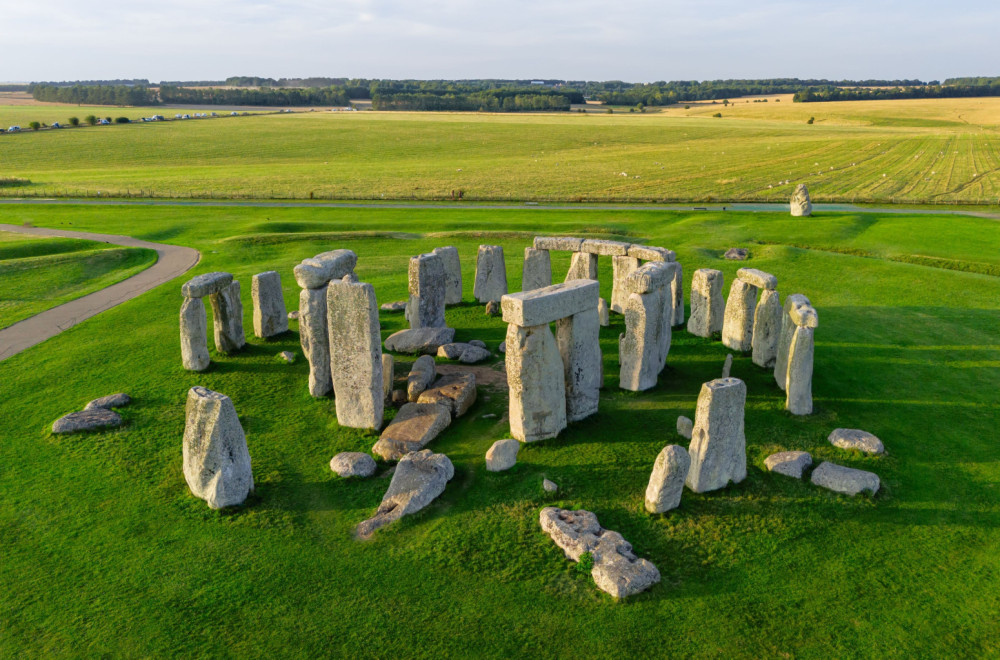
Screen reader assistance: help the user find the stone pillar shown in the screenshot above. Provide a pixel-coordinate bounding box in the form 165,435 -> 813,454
786,326 -> 814,415
670,262 -> 684,326
687,268 -> 724,338
431,246 -> 462,305
685,377 -> 747,493
565,251 -> 598,282
506,323 -> 567,442
774,294 -> 812,390
405,252 -> 447,329
251,270 -> 288,339
619,262 -> 673,392
327,278 -> 384,430
180,297 -> 210,371
381,353 -> 394,400
183,386 -> 254,509
645,445 -> 691,513
751,289 -> 781,368
721,279 -> 757,352
209,280 -> 245,354
299,286 -> 332,397
522,247 -> 552,292
790,184 -> 812,217
610,255 -> 640,313
556,308 -> 601,422
473,245 -> 507,303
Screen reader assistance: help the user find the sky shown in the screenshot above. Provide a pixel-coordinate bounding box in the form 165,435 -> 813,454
1,0 -> 997,83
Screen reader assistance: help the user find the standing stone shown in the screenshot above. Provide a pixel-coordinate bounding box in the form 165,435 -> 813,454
506,323 -> 567,442
786,325 -> 814,415
556,308 -> 601,422
299,286 -> 332,397
645,445 -> 691,513
327,279 -> 383,430
790,184 -> 812,217
407,354 -> 437,402
686,377 -> 747,493
676,415 -> 693,439
721,354 -> 733,378
687,269 -> 724,338
473,245 -> 508,303
432,246 -> 462,305
522,247 -> 552,292
598,298 -> 610,326
751,289 -> 781,368
251,271 -> 288,339
182,386 -> 254,509
209,280 -> 246,353
381,354 -> 394,399
721,279 -> 757,352
565,251 -> 598,282
180,297 -> 210,371
405,252 -> 447,329
670,262 -> 684,326
610,255 -> 640,313
619,291 -> 661,391
774,294 -> 812,390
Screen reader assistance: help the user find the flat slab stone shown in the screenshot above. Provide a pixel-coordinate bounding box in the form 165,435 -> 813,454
829,428 -> 885,454
357,450 -> 454,537
764,451 -> 812,479
381,300 -> 407,312
580,238 -> 630,256
533,236 -> 584,252
811,461 -> 880,496
182,272 -> 232,298
724,248 -> 749,261
372,402 -> 452,460
627,245 -> 676,262
84,392 -> 131,410
485,438 -> 520,471
417,373 -> 477,418
385,327 -> 456,354
52,408 -> 122,434
501,280 -> 599,327
737,268 -> 778,290
330,452 -> 377,478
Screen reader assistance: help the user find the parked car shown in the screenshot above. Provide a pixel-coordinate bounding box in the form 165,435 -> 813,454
231,111 -> 238,116
52,122 -> 62,128
7,126 -> 20,132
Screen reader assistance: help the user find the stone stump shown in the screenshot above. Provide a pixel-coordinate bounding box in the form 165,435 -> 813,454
300,286 -> 332,397
327,279 -> 383,430
610,255 -> 640,313
645,444 -> 691,513
183,386 -> 254,509
251,270 -> 288,339
686,377 -> 747,493
209,280 -> 246,354
565,251 -> 598,282
431,246 -> 462,305
791,184 -> 812,217
687,268 -> 724,338
473,245 -> 508,303
751,288 -> 781,368
405,252 -> 447,329
521,247 -> 552,292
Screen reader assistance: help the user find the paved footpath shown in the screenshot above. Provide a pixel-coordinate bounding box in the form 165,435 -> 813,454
0,224 -> 200,361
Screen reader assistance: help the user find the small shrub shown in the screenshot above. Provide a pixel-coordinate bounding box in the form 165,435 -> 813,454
85,115 -> 97,126
713,112 -> 722,118
606,108 -> 613,114
807,117 -> 815,124
115,117 -> 130,124
0,177 -> 31,188
575,552 -> 594,575
68,117 -> 80,126
28,121 -> 40,131
684,105 -> 690,109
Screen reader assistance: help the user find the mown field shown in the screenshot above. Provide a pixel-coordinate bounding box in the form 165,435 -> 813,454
1,203 -> 997,657
1,97 -> 1000,204
0,232 -> 157,327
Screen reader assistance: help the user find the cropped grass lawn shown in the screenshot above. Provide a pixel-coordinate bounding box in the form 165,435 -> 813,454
0,204 -> 998,657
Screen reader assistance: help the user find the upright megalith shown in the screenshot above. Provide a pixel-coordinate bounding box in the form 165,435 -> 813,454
687,268 -> 724,338
751,288 -> 781,368
327,278 -> 383,430
431,246 -> 462,305
619,262 -> 675,392
251,271 -> 288,338
405,252 -> 447,329
182,386 -> 254,509
505,323 -> 567,442
180,272 -> 234,371
180,297 -> 210,371
565,251 -> 598,282
670,262 -> 684,326
790,184 -> 812,217
521,247 -> 552,292
774,295 -> 818,415
473,245 -> 507,303
645,445 -> 691,513
686,377 -> 747,493
556,307 -> 602,422
209,280 -> 245,354
295,249 -> 357,397
610,255 -> 640,313
722,267 -> 776,355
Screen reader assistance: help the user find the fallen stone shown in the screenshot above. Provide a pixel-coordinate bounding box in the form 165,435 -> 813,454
432,246 -> 463,305
327,279 -> 384,430
485,438 -> 520,471
330,452 -> 377,478
751,289 -> 782,368
391,389 -> 408,407
645,445 -> 691,513
565,250 -> 598,281
380,300 -> 407,312
581,238 -> 630,256
790,183 -> 812,217
182,386 -> 253,509
357,450 -> 454,537
473,245 -> 508,303
372,402 -> 451,460
405,252 -> 447,329
627,244 -> 676,262
84,392 -> 131,410
459,344 -> 492,364
502,280 -> 599,327
182,272 -> 233,298
676,415 -> 693,439
828,428 -> 885,455
598,298 -> 610,326
407,355 -> 437,402
721,278 -> 757,352
723,248 -> 749,261
686,377 -> 747,493
277,351 -> 295,363
251,271 -> 289,338
293,249 -> 357,289
534,236 -> 584,252
543,478 -> 558,492
385,327 -> 456,354
299,286 -> 331,397
522,246 -> 553,292
418,372 -> 477,418
764,451 -> 812,479
52,408 -> 122,434
737,267 -> 778,290
810,461 -> 879,496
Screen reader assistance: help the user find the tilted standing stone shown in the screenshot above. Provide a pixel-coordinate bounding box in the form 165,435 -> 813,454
431,246 -> 462,305
473,245 -> 508,303
251,271 -> 289,339
721,279 -> 757,352
687,268 -> 724,338
180,297 -> 210,371
751,288 -> 782,368
299,286 -> 332,397
645,444 -> 691,513
521,247 -> 552,292
790,184 -> 812,217
405,252 -> 447,329
670,262 -> 684,326
182,386 -> 254,509
786,325 -> 815,415
209,280 -> 246,353
610,255 -> 640,313
565,251 -> 598,282
774,294 -> 812,390
327,279 -> 383,430
506,323 -> 567,442
686,377 -> 747,493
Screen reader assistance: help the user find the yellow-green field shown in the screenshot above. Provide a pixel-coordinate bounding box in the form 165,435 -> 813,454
2,97 -> 1000,204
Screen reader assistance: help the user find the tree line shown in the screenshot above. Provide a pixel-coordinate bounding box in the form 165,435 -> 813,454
29,84 -> 158,106
371,92 -> 572,112
793,85 -> 1000,103
158,86 -> 350,106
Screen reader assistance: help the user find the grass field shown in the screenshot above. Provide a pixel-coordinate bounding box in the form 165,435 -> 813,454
0,232 -> 157,327
2,97 -> 1000,204
1,203 -> 997,657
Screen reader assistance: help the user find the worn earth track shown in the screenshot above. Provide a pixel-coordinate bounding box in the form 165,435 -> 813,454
0,224 -> 200,361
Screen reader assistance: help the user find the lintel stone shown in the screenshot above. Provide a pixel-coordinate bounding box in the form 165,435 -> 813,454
736,268 -> 778,290
501,280 -> 599,326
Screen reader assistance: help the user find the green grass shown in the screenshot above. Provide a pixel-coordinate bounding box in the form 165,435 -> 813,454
0,204 -> 998,657
0,232 -> 157,327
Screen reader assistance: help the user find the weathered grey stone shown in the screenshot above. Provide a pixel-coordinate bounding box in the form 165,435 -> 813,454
180,297 -> 210,371
372,403 -> 451,460
288,310 -> 300,321
380,300 -> 407,312
539,507 -> 660,599
381,354 -> 394,399
676,415 -> 693,439
722,353 -> 733,378
556,308 -> 602,422
522,247 -> 552,292
384,327 -> 456,354
473,245 -> 507,303
459,344 -> 492,364
468,339 -> 486,348
485,300 -> 500,316
764,451 -> 812,479
85,393 -> 131,410
829,428 -> 885,455
485,438 -> 520,472
724,248 -> 749,261
299,286 -> 332,397
581,238 -> 630,256
611,255 -> 640,313
405,252 -> 447,329
624,261 -> 674,295
391,389 -> 407,407
293,249 -> 357,289
645,445 -> 691,513
52,408 -> 122,434
687,269 -> 724,338
598,297 -> 609,326
543,479 -> 558,492
501,279 -> 599,327
565,251 -> 598,282
330,452 -> 377,478
721,279 -> 757,352
182,386 -> 253,509
432,246 -> 463,305
670,262 -> 684,326
357,450 -> 454,537
737,268 -> 778,291
534,236 -> 584,252
418,373 -> 477,418
627,244 -> 676,262
774,294 -> 812,390
686,377 -> 747,493
327,280 -> 383,430
790,183 -> 812,217
498,341 -> 506,353
182,272 -> 232,298
789,301 -> 819,328
786,325 -> 814,415
208,280 -> 245,354
751,288 -> 782,368
407,355 -> 436,402
619,290 -> 662,392
251,271 -> 288,339
436,343 -> 468,360
277,350 -> 295,363
810,461 -> 879,496
506,323 -> 567,442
